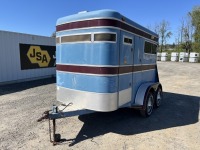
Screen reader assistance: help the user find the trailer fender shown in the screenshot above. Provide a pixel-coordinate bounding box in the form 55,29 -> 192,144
134,82 -> 160,108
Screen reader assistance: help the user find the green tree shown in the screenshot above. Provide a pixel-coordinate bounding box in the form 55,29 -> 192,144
51,31 -> 56,37
157,20 -> 172,52
190,6 -> 200,52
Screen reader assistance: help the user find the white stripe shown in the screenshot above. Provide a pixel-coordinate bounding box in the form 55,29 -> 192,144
56,68 -> 155,76
56,63 -> 156,67
57,70 -> 118,76
57,86 -> 114,94
133,69 -> 156,73
57,17 -> 158,39
58,31 -> 117,44
56,26 -> 119,34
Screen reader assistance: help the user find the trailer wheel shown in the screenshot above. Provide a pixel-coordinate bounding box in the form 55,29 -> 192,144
155,86 -> 163,108
140,91 -> 154,117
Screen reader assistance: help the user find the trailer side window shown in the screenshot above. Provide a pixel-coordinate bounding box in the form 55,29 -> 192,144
144,41 -> 157,54
61,34 -> 91,43
152,44 -> 157,54
124,37 -> 132,45
144,42 -> 151,53
56,37 -> 60,44
94,33 -> 116,42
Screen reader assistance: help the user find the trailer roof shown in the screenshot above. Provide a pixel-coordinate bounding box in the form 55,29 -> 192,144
56,9 -> 158,38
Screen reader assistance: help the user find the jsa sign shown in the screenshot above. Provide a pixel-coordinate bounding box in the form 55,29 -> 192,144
20,44 -> 56,70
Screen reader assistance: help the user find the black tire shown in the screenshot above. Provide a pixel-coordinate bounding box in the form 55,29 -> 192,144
54,134 -> 61,142
140,91 -> 154,117
155,86 -> 163,108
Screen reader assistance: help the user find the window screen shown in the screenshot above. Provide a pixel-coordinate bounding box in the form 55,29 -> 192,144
124,37 -> 132,44
151,44 -> 157,54
144,42 -> 152,53
94,33 -> 116,42
61,34 -> 91,43
144,41 -> 157,54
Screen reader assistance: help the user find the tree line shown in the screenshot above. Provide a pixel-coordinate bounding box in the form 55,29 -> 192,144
147,5 -> 200,53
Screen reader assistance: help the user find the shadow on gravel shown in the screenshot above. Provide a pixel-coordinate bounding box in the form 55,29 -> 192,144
68,92 -> 200,146
0,77 -> 56,95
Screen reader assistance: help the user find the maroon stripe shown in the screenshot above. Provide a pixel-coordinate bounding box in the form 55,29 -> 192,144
141,64 -> 156,70
119,66 -> 132,74
56,19 -> 120,32
57,64 -> 118,74
57,64 -> 156,75
133,65 -> 156,72
56,19 -> 158,42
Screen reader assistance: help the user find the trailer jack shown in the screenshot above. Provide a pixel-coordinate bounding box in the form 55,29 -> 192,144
37,106 -> 60,146
37,104 -> 94,146
48,118 -> 60,145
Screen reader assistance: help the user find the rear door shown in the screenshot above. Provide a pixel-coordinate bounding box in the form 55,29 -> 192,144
118,32 -> 134,106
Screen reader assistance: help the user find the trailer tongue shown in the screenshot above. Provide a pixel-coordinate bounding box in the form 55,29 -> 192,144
38,104 -> 95,145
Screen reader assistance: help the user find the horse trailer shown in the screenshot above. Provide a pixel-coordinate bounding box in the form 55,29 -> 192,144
38,10 -> 163,145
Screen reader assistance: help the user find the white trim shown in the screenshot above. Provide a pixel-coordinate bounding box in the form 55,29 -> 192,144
91,32 -> 94,42
119,72 -> 133,75
56,63 -> 156,67
57,26 -> 119,33
56,68 -> 156,76
144,40 -> 158,55
57,63 -> 119,67
57,70 -> 117,77
56,37 -> 61,44
123,35 -> 133,46
141,63 -> 156,65
59,31 -> 117,44
57,26 -> 158,44
60,32 -> 92,36
133,69 -> 156,73
93,31 -> 117,43
57,85 -> 116,94
93,41 -> 116,44
60,32 -> 92,44
61,41 -> 92,44
57,17 -> 158,39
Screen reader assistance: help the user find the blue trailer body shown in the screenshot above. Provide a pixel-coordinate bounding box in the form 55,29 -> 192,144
56,10 -> 160,112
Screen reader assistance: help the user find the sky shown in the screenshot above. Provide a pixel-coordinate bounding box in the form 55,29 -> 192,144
0,0 -> 199,44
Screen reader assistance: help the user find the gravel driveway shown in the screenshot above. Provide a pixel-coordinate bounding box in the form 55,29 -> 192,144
0,61 -> 200,150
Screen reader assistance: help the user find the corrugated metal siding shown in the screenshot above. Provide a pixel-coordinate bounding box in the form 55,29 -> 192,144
0,30 -> 56,84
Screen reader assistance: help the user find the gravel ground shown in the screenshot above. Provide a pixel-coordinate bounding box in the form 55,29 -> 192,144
0,61 -> 200,150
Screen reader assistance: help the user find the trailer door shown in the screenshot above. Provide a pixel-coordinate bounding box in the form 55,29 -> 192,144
118,33 -> 134,106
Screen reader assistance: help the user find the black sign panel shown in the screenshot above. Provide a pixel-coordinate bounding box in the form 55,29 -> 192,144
19,43 -> 56,70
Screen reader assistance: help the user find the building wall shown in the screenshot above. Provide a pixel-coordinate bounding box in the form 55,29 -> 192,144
0,30 -> 56,85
